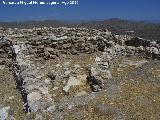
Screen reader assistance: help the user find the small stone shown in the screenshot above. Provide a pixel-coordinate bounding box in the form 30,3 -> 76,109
9,96 -> 14,100
92,84 -> 101,92
95,57 -> 101,62
52,86 -> 59,90
63,76 -> 82,93
86,75 -> 103,92
74,64 -> 81,69
0,65 -> 5,70
46,105 -> 56,112
0,60 -> 5,65
44,79 -> 51,84
0,106 -> 10,120
91,67 -> 99,76
56,64 -> 61,67
27,92 -> 42,102
49,54 -> 57,59
63,70 -> 71,78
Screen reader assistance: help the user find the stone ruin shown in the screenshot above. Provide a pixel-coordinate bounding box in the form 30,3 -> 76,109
0,27 -> 160,119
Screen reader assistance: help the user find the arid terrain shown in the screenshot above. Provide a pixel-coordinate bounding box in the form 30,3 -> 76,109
0,26 -> 160,120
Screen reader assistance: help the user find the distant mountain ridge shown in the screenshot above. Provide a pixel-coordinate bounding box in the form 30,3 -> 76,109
0,18 -> 160,40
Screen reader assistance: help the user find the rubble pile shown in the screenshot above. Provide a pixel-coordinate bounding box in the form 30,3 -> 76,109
0,36 -> 13,67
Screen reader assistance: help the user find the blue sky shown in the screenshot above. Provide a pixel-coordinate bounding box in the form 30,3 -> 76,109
0,0 -> 160,21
